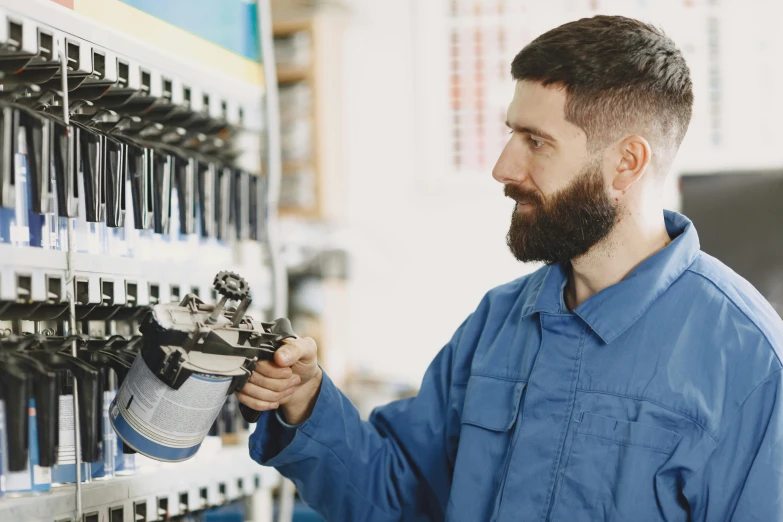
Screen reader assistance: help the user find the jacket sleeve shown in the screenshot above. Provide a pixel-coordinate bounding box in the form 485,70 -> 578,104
248,321 -> 469,522
683,368 -> 783,521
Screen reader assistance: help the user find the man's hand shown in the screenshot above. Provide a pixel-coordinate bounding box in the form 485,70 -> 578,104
237,337 -> 323,425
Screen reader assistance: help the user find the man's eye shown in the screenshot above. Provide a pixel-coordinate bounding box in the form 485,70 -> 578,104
508,130 -> 544,149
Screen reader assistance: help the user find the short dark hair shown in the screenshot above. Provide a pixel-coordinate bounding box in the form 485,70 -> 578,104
511,15 -> 693,167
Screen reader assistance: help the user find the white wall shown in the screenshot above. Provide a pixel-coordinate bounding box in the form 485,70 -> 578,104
340,0 -> 533,386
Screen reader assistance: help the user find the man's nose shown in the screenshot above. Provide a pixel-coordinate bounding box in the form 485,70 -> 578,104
492,142 -> 529,186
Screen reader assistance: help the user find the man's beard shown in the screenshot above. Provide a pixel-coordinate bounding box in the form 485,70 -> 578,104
505,160 -> 619,265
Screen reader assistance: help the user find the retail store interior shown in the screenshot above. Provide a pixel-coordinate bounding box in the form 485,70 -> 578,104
1,0 -> 782,521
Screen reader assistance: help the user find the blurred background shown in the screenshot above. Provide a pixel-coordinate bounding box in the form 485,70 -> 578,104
273,0 -> 783,418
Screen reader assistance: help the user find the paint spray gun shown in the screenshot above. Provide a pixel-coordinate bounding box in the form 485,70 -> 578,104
110,271 -> 295,462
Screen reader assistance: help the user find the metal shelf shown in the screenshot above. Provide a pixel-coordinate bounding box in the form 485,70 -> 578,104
0,0 -> 265,130
71,247 -> 273,310
0,244 -> 273,313
0,443 -> 281,522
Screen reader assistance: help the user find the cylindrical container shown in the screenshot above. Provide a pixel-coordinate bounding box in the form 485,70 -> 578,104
109,276 -> 294,462
36,351 -> 102,486
0,153 -> 31,247
51,392 -> 92,486
79,343 -> 131,480
110,354 -> 233,462
100,343 -> 138,476
2,399 -> 52,496
90,390 -> 117,480
0,345 -> 53,497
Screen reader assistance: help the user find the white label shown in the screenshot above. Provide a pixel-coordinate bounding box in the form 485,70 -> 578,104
103,391 -> 117,460
57,395 -> 76,465
9,225 -> 29,244
117,356 -> 231,448
34,465 -> 52,485
88,224 -> 102,253
48,232 -> 59,250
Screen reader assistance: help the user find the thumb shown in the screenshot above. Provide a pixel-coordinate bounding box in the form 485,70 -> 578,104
274,340 -> 301,367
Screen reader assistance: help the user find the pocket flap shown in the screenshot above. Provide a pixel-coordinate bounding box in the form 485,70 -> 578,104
461,375 -> 526,431
576,412 -> 681,453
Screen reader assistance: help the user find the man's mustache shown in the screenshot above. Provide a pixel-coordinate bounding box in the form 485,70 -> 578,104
504,184 -> 543,206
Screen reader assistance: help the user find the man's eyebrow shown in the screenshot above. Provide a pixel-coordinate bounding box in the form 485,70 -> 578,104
505,121 -> 557,142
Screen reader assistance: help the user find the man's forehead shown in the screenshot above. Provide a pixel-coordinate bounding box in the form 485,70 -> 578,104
507,81 -> 582,140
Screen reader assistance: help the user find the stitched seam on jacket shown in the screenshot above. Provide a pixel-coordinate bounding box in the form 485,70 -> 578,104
574,388 -> 718,442
577,253 -> 700,344
468,373 -> 528,383
540,325 -> 587,522
686,268 -> 783,368
577,432 -> 676,454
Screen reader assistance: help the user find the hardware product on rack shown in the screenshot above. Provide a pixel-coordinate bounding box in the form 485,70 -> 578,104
0,0 -> 287,517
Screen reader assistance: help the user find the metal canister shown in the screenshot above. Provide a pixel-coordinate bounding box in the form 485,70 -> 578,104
110,271 -> 295,462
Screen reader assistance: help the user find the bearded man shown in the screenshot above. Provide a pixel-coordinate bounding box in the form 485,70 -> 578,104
241,15 -> 783,522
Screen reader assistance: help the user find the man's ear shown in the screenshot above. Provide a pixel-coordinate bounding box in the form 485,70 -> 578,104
612,135 -> 652,191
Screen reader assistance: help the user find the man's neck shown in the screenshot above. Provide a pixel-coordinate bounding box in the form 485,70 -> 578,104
565,208 -> 670,310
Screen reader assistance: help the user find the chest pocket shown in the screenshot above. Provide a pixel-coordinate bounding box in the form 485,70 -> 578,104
551,412 -> 682,522
447,375 -> 526,522
461,375 -> 526,430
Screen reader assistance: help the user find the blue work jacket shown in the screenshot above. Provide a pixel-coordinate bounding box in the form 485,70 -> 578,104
250,211 -> 783,521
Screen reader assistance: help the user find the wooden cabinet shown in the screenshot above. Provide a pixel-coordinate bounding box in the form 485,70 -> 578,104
273,11 -> 347,222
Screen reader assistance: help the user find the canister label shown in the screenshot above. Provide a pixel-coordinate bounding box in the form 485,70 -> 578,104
111,354 -> 232,462
51,394 -> 90,485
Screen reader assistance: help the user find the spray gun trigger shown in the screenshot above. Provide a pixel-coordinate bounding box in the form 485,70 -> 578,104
269,318 -> 297,349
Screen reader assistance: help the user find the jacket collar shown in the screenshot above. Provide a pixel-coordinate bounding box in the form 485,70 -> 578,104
526,210 -> 700,343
